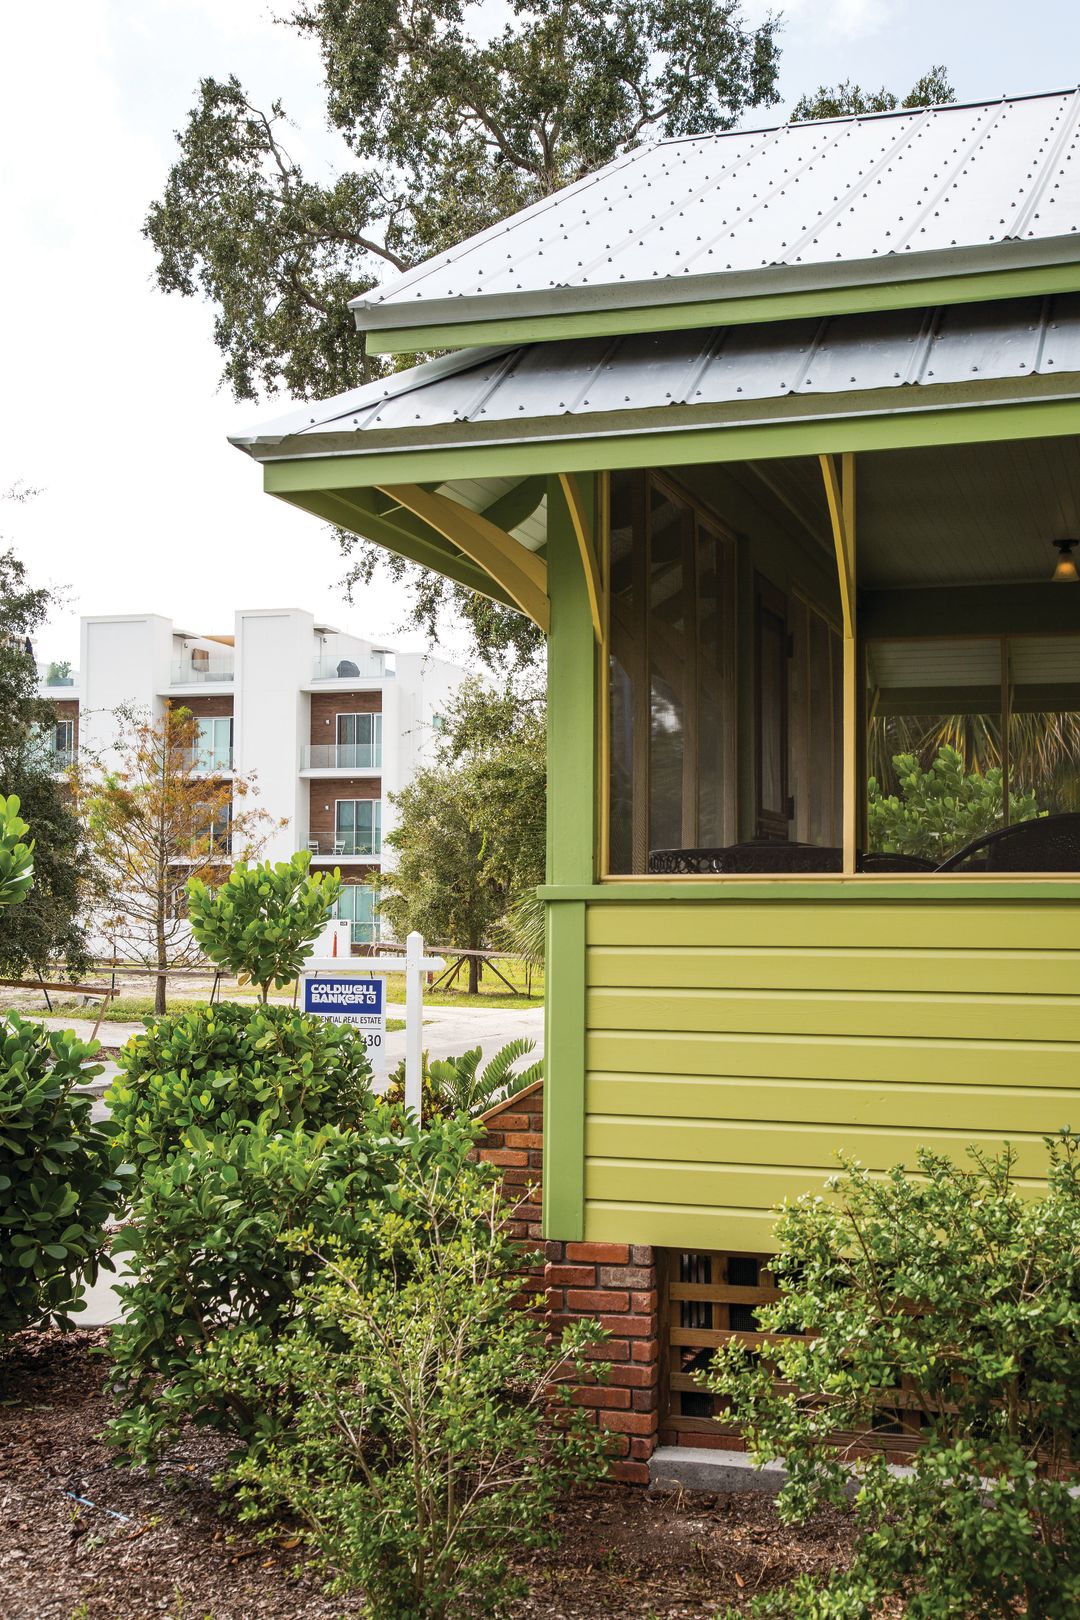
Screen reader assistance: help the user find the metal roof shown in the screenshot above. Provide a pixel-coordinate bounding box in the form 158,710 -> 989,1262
232,293 -> 1080,462
351,89 -> 1080,335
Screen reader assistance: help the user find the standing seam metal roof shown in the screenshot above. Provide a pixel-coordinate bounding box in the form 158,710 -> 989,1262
232,294 -> 1080,455
350,89 -> 1080,329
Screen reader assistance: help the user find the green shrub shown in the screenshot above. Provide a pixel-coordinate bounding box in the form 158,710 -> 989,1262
867,743 -> 1039,861
213,1160 -> 609,1620
106,1109 -> 489,1463
0,794 -> 34,912
0,1013 -> 127,1336
707,1136 -> 1080,1619
186,851 -> 341,1002
382,1037 -> 542,1119
105,1000 -> 372,1173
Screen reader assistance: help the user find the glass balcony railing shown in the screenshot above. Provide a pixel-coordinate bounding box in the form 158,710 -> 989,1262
301,743 -> 382,770
311,654 -> 389,681
37,664 -> 78,688
46,747 -> 77,770
171,658 -> 235,685
307,835 -> 381,858
178,747 -> 234,773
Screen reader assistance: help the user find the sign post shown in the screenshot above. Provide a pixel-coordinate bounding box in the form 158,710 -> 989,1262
300,930 -> 444,1123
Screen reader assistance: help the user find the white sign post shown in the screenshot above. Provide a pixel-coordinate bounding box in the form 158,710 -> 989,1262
301,930 -> 444,1123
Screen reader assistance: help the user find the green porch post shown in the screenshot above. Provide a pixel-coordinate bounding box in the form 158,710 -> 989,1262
543,473 -> 598,1240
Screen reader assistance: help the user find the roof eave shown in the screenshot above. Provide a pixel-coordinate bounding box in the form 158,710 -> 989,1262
355,239 -> 1080,354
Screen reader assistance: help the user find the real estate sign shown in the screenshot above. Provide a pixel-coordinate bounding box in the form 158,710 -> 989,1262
303,974 -> 386,1056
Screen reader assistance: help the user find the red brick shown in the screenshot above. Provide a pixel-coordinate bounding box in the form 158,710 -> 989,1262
504,1131 -> 544,1150
599,1265 -> 654,1289
608,1364 -> 657,1388
631,1246 -> 654,1266
631,1387 -> 659,1412
482,1149 -> 528,1168
546,1265 -> 596,1288
545,1241 -> 565,1263
565,1242 -> 630,1264
488,1112 -> 531,1131
572,1386 -> 631,1410
586,1338 -> 629,1362
610,1460 -> 651,1485
601,1429 -> 629,1456
599,1409 -> 658,1436
566,1289 -> 630,1314
630,1436 -> 658,1461
632,1337 -> 660,1362
599,1314 -> 654,1338
631,1290 -> 658,1315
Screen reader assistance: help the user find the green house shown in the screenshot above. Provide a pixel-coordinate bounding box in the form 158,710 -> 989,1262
233,89 -> 1080,1272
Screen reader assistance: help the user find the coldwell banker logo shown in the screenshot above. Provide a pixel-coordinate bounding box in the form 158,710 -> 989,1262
303,976 -> 386,1041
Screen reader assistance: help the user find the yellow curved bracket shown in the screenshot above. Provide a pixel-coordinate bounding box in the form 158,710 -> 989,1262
820,452 -> 857,875
558,472 -> 603,644
377,484 -> 550,634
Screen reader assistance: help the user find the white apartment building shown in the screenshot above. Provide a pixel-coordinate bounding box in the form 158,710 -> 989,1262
39,608 -> 470,946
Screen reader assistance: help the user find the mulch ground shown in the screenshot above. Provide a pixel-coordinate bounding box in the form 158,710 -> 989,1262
0,1332 -> 862,1620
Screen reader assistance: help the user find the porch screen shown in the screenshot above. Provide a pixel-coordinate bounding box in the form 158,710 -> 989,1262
608,471 -> 736,873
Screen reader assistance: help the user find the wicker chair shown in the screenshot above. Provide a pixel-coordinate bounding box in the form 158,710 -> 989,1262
936,812 -> 1080,873
858,852 -> 936,873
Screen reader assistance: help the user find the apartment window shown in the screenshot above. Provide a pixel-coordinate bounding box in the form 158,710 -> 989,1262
53,718 -> 74,758
336,712 -> 382,769
335,798 -> 381,856
196,715 -> 233,772
336,884 -> 381,946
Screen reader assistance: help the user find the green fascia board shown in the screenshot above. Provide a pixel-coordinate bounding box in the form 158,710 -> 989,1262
539,880 -> 1080,902
263,396 -> 1080,497
267,484 -> 519,610
364,261 -> 1080,355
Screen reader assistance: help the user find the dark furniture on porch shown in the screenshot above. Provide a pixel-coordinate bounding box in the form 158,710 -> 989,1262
936,812 -> 1080,872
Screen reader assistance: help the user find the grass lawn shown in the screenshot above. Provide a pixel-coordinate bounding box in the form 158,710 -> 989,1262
0,991 -> 407,1032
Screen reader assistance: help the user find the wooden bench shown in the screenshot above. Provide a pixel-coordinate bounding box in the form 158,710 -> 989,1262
0,978 -> 120,1040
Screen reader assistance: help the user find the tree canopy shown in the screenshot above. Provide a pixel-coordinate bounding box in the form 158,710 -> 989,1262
791,66 -> 954,123
379,679 -> 545,989
146,7 -> 952,663
0,545 -> 91,977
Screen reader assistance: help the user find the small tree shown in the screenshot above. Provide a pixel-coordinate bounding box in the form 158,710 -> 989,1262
706,1138 -> 1080,1619
867,744 -> 1040,863
381,682 -> 545,993
79,705 -> 278,1013
186,851 -> 341,1003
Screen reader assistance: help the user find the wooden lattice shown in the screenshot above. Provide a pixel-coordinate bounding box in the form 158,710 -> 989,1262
661,1250 -> 927,1452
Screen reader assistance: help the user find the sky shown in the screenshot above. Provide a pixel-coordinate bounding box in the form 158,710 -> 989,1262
2,0 -> 1078,666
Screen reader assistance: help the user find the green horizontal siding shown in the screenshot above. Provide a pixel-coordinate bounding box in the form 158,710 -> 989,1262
581,893 -> 1080,1249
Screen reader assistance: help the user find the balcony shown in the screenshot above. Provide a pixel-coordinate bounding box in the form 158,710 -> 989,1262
45,747 -> 77,771
301,742 -> 382,771
38,663 -> 78,688
178,746 -> 234,774
306,836 -> 381,859
311,654 -> 389,681
170,657 -> 235,686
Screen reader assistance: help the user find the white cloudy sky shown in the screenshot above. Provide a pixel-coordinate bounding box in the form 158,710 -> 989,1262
2,0 -> 1078,664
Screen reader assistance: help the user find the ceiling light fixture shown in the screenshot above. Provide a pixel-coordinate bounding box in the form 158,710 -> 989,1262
1052,538 -> 1079,584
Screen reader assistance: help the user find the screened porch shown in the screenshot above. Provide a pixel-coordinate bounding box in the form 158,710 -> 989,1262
603,433 -> 1080,884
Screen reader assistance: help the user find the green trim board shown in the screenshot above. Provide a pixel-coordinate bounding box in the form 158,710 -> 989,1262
263,397 -> 1080,497
364,262 -> 1080,355
541,477 -> 599,1240
539,880 -> 1080,902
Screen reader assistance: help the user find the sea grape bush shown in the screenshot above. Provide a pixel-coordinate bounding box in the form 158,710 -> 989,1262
214,1161 -> 609,1620
105,999 -> 372,1174
0,1014 -> 127,1336
106,1109 -> 490,1464
867,744 -> 1038,862
708,1136 -> 1080,1619
186,851 -> 341,1002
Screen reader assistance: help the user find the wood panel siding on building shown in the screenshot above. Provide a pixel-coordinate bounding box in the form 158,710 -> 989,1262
310,690 -> 381,743
581,891 -> 1080,1250
308,779 -> 382,849
170,694 -> 234,719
